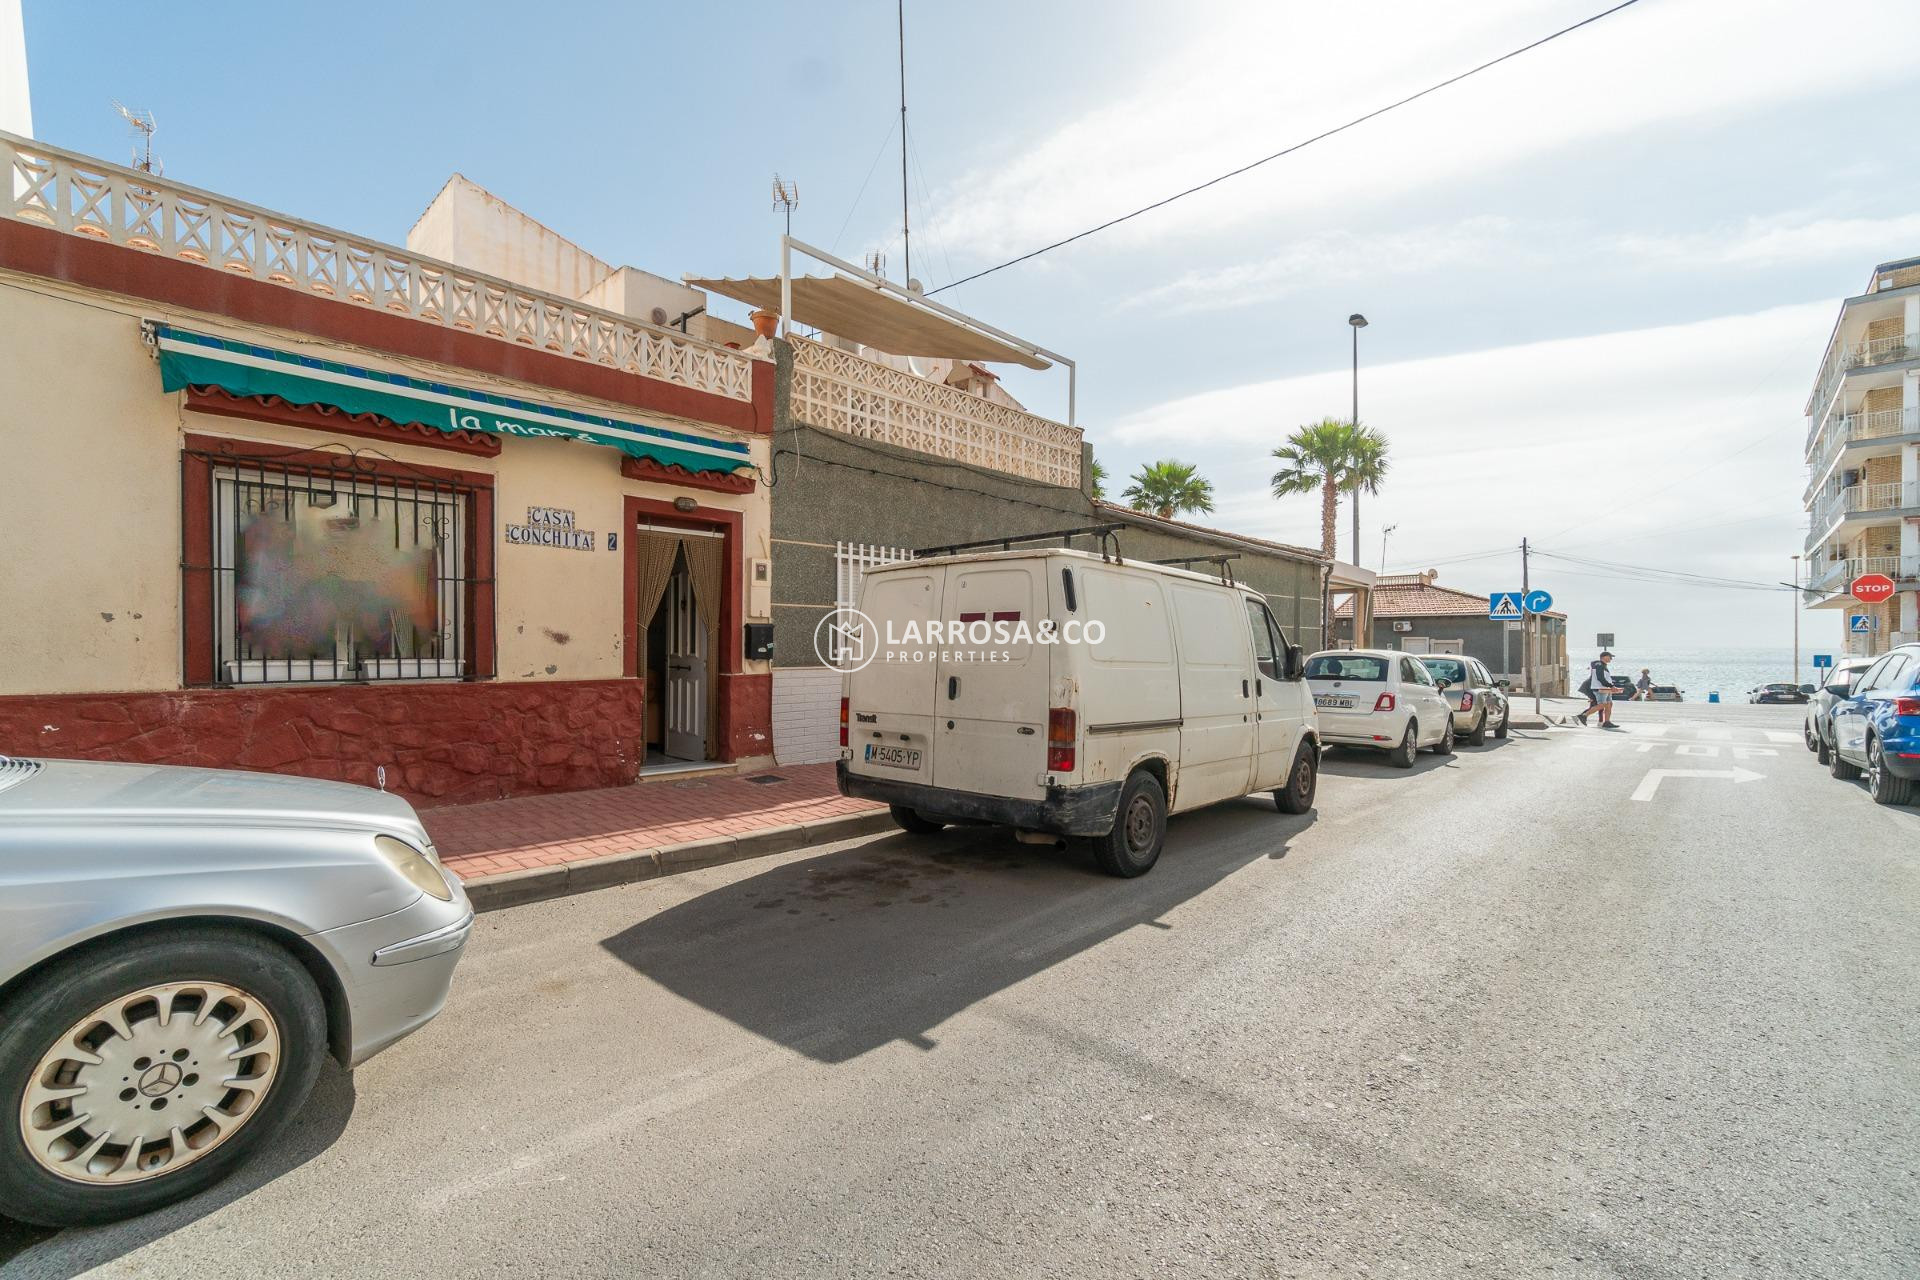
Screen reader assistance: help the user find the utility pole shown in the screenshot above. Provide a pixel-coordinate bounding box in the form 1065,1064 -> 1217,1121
1347,313 -> 1368,563
1523,537 -> 1538,716
897,0 -> 911,286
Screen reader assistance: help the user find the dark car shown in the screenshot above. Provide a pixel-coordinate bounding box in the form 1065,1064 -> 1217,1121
1828,646 -> 1920,804
1750,682 -> 1809,705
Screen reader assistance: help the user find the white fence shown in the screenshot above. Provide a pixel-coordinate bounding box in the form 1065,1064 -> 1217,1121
790,338 -> 1082,487
1,131 -> 755,404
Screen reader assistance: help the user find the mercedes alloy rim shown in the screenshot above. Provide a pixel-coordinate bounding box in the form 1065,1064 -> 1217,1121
20,981 -> 280,1185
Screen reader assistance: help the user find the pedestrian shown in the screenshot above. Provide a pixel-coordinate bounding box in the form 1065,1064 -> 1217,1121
1574,650 -> 1620,727
1635,668 -> 1653,702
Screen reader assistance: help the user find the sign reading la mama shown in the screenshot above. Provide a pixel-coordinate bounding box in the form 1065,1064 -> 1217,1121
505,506 -> 595,551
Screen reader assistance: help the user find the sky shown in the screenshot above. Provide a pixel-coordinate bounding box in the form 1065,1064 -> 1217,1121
18,0 -> 1920,657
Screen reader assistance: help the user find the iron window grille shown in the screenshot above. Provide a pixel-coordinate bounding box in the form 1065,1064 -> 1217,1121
198,452 -> 477,685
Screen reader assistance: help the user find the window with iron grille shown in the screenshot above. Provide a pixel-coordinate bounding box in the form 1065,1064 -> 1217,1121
831,541 -> 914,663
198,454 -> 478,684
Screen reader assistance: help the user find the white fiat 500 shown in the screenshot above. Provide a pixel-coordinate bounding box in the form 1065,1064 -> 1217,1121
1305,649 -> 1456,767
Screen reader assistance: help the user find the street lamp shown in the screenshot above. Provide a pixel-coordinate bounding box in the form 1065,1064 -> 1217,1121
1380,523 -> 1398,572
1348,313 -> 1368,566
1791,553 -> 1800,687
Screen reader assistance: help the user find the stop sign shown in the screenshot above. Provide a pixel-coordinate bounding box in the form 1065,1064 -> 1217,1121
1850,573 -> 1896,603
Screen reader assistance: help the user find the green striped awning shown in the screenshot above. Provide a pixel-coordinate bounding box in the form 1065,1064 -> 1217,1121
154,325 -> 755,476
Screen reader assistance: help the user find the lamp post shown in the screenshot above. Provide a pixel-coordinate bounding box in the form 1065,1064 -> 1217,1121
1348,313 -> 1368,566
1380,523 -> 1397,572
1791,554 -> 1800,687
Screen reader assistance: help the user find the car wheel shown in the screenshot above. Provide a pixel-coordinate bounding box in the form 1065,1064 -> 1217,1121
1429,715 -> 1455,756
1493,704 -> 1510,740
1829,740 -> 1862,781
1867,737 -> 1913,806
1274,742 -> 1318,815
1093,770 -> 1166,878
889,805 -> 946,835
1388,721 -> 1417,769
1466,710 -> 1488,747
1815,734 -> 1831,766
0,928 -> 326,1228
1804,722 -> 1818,752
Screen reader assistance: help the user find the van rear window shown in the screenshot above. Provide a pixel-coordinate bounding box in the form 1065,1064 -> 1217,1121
1305,655 -> 1387,681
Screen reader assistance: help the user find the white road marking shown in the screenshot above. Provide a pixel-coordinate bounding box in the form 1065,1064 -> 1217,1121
1764,731 -> 1800,745
1674,744 -> 1720,757
1697,729 -> 1735,741
1732,747 -> 1779,759
1631,766 -> 1764,801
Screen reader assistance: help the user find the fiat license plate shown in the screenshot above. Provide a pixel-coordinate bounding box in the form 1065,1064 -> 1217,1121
864,744 -> 921,770
1314,695 -> 1355,710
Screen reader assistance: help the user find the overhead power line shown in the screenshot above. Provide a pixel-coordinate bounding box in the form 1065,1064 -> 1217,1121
926,0 -> 1644,296
1533,549 -> 1798,593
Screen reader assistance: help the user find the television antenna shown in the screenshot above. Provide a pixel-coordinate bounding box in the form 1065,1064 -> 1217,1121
111,100 -> 161,174
864,250 -> 886,279
771,174 -> 799,236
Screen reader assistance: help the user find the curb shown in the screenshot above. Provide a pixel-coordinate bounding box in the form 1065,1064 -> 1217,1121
458,808 -> 896,913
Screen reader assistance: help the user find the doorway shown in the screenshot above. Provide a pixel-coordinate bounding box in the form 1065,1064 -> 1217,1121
637,527 -> 725,768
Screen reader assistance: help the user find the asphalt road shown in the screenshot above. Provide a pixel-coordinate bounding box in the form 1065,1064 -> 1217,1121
5,702 -> 1916,1278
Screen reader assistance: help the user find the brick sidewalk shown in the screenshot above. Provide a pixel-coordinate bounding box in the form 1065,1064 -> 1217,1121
423,761 -> 881,880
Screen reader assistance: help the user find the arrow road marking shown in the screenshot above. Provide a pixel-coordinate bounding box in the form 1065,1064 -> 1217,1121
1631,766 -> 1764,802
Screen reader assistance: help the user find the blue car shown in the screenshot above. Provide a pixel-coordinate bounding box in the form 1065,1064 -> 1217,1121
1828,644 -> 1920,804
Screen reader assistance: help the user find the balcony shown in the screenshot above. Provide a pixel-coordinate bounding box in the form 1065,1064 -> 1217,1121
1807,331 -> 1920,433
1803,554 -> 1916,595
1805,406 -> 1920,499
0,131 -> 756,405
1806,481 -> 1920,549
788,337 -> 1083,487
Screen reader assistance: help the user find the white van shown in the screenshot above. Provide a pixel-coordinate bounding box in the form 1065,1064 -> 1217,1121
835,548 -> 1320,877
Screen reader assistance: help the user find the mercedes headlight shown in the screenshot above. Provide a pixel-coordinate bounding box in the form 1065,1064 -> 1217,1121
374,835 -> 453,901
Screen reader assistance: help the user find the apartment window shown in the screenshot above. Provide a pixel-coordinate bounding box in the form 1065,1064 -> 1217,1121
185,442 -> 490,685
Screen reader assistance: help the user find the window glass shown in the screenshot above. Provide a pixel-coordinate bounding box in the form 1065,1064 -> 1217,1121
1305,654 -> 1386,681
215,470 -> 465,684
1857,656 -> 1896,692
1244,599 -> 1279,679
1420,657 -> 1468,686
1403,657 -> 1435,685
1870,655 -> 1910,691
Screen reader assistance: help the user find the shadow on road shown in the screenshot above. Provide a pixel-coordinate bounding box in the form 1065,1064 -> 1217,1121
1318,746 -> 1460,779
0,1060 -> 357,1277
600,798 -> 1313,1065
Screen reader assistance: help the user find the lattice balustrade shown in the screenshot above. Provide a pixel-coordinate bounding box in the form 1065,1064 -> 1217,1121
789,338 -> 1082,487
1,132 -> 755,404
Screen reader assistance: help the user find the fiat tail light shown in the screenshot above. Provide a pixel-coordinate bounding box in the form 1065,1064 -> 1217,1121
1373,693 -> 1396,712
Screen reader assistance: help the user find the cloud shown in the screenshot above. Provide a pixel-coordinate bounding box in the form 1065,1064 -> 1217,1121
1094,302 -> 1841,643
1612,212 -> 1920,271
922,0 -> 1918,266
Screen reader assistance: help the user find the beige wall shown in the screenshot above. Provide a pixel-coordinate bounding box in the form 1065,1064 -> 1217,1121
0,272 -> 770,696
407,175 -> 613,301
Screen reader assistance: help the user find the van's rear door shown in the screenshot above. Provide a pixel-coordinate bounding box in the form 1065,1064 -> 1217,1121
932,559 -> 1050,801
844,564 -> 944,788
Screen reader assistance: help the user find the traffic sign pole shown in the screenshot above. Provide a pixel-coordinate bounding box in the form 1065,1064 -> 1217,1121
1522,539 -> 1537,716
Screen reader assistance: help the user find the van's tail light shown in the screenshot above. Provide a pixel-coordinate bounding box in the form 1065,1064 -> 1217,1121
1459,692 -> 1474,712
1047,707 -> 1076,772
839,697 -> 849,748
1373,693 -> 1396,712
1894,696 -> 1920,717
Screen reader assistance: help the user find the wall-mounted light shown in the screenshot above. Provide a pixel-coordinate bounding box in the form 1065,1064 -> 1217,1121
673,496 -> 698,513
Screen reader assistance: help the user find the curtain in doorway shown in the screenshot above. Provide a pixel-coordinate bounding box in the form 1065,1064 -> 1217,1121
677,534 -> 727,758
634,533 -> 682,673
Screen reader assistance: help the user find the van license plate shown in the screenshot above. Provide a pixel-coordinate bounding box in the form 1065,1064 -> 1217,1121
1314,695 -> 1355,710
864,744 -> 921,771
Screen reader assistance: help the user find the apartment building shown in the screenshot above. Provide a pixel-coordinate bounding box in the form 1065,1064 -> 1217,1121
1802,255 -> 1920,656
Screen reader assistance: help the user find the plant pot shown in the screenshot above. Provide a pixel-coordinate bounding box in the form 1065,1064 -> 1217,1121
749,309 -> 779,339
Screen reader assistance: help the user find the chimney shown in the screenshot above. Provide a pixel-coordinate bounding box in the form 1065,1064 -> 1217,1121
1,0 -> 30,139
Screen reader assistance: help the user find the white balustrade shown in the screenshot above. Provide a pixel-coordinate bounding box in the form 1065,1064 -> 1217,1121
1,131 -> 755,404
789,337 -> 1082,487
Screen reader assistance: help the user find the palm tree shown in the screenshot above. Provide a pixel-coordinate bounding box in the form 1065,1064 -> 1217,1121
1269,419 -> 1391,559
1089,457 -> 1108,502
1122,459 -> 1215,519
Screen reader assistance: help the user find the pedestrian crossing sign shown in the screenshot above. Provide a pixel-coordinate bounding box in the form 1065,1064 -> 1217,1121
1849,614 -> 1875,634
1488,592 -> 1524,620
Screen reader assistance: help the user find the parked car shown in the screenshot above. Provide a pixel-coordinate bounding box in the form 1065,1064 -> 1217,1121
0,758 -> 472,1227
1750,683 -> 1809,704
837,549 -> 1320,879
1416,655 -> 1511,744
1804,659 -> 1875,763
1646,685 -> 1683,702
1827,644 -> 1920,804
1306,648 -> 1455,767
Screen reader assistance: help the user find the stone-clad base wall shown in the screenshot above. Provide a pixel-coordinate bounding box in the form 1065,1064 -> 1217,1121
0,680 -> 646,808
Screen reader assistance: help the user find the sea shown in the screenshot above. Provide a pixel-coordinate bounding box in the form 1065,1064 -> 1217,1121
1567,646 -> 1824,701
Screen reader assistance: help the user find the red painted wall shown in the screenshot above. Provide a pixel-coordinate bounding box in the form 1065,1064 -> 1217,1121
0,680 -> 644,809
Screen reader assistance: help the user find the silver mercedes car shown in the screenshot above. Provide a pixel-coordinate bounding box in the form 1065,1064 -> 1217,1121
0,756 -> 472,1227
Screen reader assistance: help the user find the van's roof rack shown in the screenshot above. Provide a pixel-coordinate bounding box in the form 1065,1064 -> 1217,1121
915,523 -> 1124,562
1152,553 -> 1238,585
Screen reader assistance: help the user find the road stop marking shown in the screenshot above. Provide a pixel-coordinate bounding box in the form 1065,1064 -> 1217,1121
1631,765 -> 1763,802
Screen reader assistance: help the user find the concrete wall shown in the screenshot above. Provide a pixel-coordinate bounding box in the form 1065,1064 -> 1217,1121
407,175 -> 613,301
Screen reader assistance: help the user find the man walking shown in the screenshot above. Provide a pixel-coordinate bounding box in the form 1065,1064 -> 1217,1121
1575,650 -> 1620,728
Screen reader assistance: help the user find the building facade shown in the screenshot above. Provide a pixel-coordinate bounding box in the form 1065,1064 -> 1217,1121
0,133 -> 777,806
1801,255 -> 1920,657
1331,572 -> 1568,694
